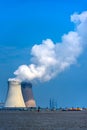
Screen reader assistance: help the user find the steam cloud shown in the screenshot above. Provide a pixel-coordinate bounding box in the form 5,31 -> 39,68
10,11 -> 87,82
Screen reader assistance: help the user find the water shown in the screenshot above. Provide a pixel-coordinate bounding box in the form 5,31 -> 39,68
0,110 -> 87,130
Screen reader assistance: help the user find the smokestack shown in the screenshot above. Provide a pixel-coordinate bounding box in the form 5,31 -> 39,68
21,82 -> 36,108
4,80 -> 26,107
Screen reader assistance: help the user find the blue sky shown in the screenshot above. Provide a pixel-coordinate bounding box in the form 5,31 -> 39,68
0,0 -> 87,108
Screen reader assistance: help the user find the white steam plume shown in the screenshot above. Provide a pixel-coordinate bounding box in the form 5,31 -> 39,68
10,11 -> 87,82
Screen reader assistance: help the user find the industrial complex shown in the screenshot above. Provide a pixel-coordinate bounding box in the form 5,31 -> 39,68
4,80 -> 36,108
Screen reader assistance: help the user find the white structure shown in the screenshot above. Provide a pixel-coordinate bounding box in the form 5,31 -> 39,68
21,82 -> 36,107
5,80 -> 25,107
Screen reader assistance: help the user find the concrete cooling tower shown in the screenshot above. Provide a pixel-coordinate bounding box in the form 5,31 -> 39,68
21,82 -> 36,108
5,80 -> 25,107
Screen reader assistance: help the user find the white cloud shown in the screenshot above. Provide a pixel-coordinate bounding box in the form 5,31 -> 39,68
10,11 -> 87,82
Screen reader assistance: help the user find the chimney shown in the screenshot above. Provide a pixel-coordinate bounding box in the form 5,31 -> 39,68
21,82 -> 36,108
4,80 -> 26,107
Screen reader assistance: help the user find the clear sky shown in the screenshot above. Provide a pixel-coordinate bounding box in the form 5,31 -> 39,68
0,0 -> 87,108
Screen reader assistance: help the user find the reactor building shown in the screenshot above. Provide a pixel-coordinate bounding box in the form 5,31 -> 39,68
4,80 -> 36,108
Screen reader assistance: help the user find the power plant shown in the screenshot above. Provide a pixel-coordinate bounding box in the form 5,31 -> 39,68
21,82 -> 36,108
5,80 -> 26,107
4,80 -> 36,108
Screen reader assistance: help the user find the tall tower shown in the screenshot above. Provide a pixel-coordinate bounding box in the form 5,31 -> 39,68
21,82 -> 36,108
4,80 -> 25,107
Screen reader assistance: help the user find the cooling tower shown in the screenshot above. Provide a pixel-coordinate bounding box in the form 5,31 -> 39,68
5,80 -> 26,107
21,82 -> 36,107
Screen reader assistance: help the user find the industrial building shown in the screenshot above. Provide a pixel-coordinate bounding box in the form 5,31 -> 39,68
21,82 -> 36,108
4,80 -> 36,108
